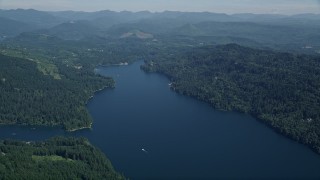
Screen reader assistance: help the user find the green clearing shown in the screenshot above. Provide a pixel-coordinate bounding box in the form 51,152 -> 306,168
0,48 -> 61,79
32,155 -> 74,162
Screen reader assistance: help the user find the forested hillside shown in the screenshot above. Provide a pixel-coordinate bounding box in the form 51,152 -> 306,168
0,137 -> 125,179
0,7 -> 320,178
2,9 -> 320,54
142,44 -> 320,153
0,53 -> 114,130
0,17 -> 35,37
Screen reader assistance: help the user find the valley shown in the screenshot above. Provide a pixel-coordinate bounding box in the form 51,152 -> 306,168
0,8 -> 320,179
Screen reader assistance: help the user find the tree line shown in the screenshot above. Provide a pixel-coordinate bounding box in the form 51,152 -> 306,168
142,44 -> 320,154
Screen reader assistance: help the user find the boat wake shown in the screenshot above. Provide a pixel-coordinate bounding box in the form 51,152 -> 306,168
141,148 -> 148,153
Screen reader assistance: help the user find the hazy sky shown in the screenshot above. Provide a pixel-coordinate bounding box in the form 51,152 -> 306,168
0,0 -> 319,14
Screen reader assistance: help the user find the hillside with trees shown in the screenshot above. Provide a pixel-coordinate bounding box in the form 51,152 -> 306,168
0,137 -> 125,179
142,44 -> 320,153
0,53 -> 114,131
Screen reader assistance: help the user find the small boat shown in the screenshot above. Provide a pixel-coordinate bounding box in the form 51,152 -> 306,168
141,148 -> 148,153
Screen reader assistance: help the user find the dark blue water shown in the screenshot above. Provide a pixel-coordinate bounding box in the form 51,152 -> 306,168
1,61 -> 320,179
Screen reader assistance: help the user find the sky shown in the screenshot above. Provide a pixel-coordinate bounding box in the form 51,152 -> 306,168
0,0 -> 319,14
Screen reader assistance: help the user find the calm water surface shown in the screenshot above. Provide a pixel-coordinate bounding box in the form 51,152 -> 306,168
1,61 -> 320,179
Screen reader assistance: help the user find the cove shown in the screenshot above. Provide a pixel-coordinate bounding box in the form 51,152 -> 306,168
1,61 -> 320,179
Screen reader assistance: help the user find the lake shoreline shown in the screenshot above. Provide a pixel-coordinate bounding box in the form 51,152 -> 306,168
147,69 -> 320,155
0,84 -> 111,133
1,61 -> 320,179
67,123 -> 93,132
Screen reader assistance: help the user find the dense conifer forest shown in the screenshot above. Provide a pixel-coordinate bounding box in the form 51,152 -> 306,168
142,44 -> 320,153
0,137 -> 125,179
0,53 -> 114,130
1,8 -> 320,178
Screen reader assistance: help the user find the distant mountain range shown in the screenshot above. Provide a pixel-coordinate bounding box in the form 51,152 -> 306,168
1,9 -> 320,53
0,17 -> 35,37
0,9 -> 65,28
0,9 -> 319,31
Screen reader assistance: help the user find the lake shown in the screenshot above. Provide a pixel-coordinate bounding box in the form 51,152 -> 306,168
1,61 -> 320,179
